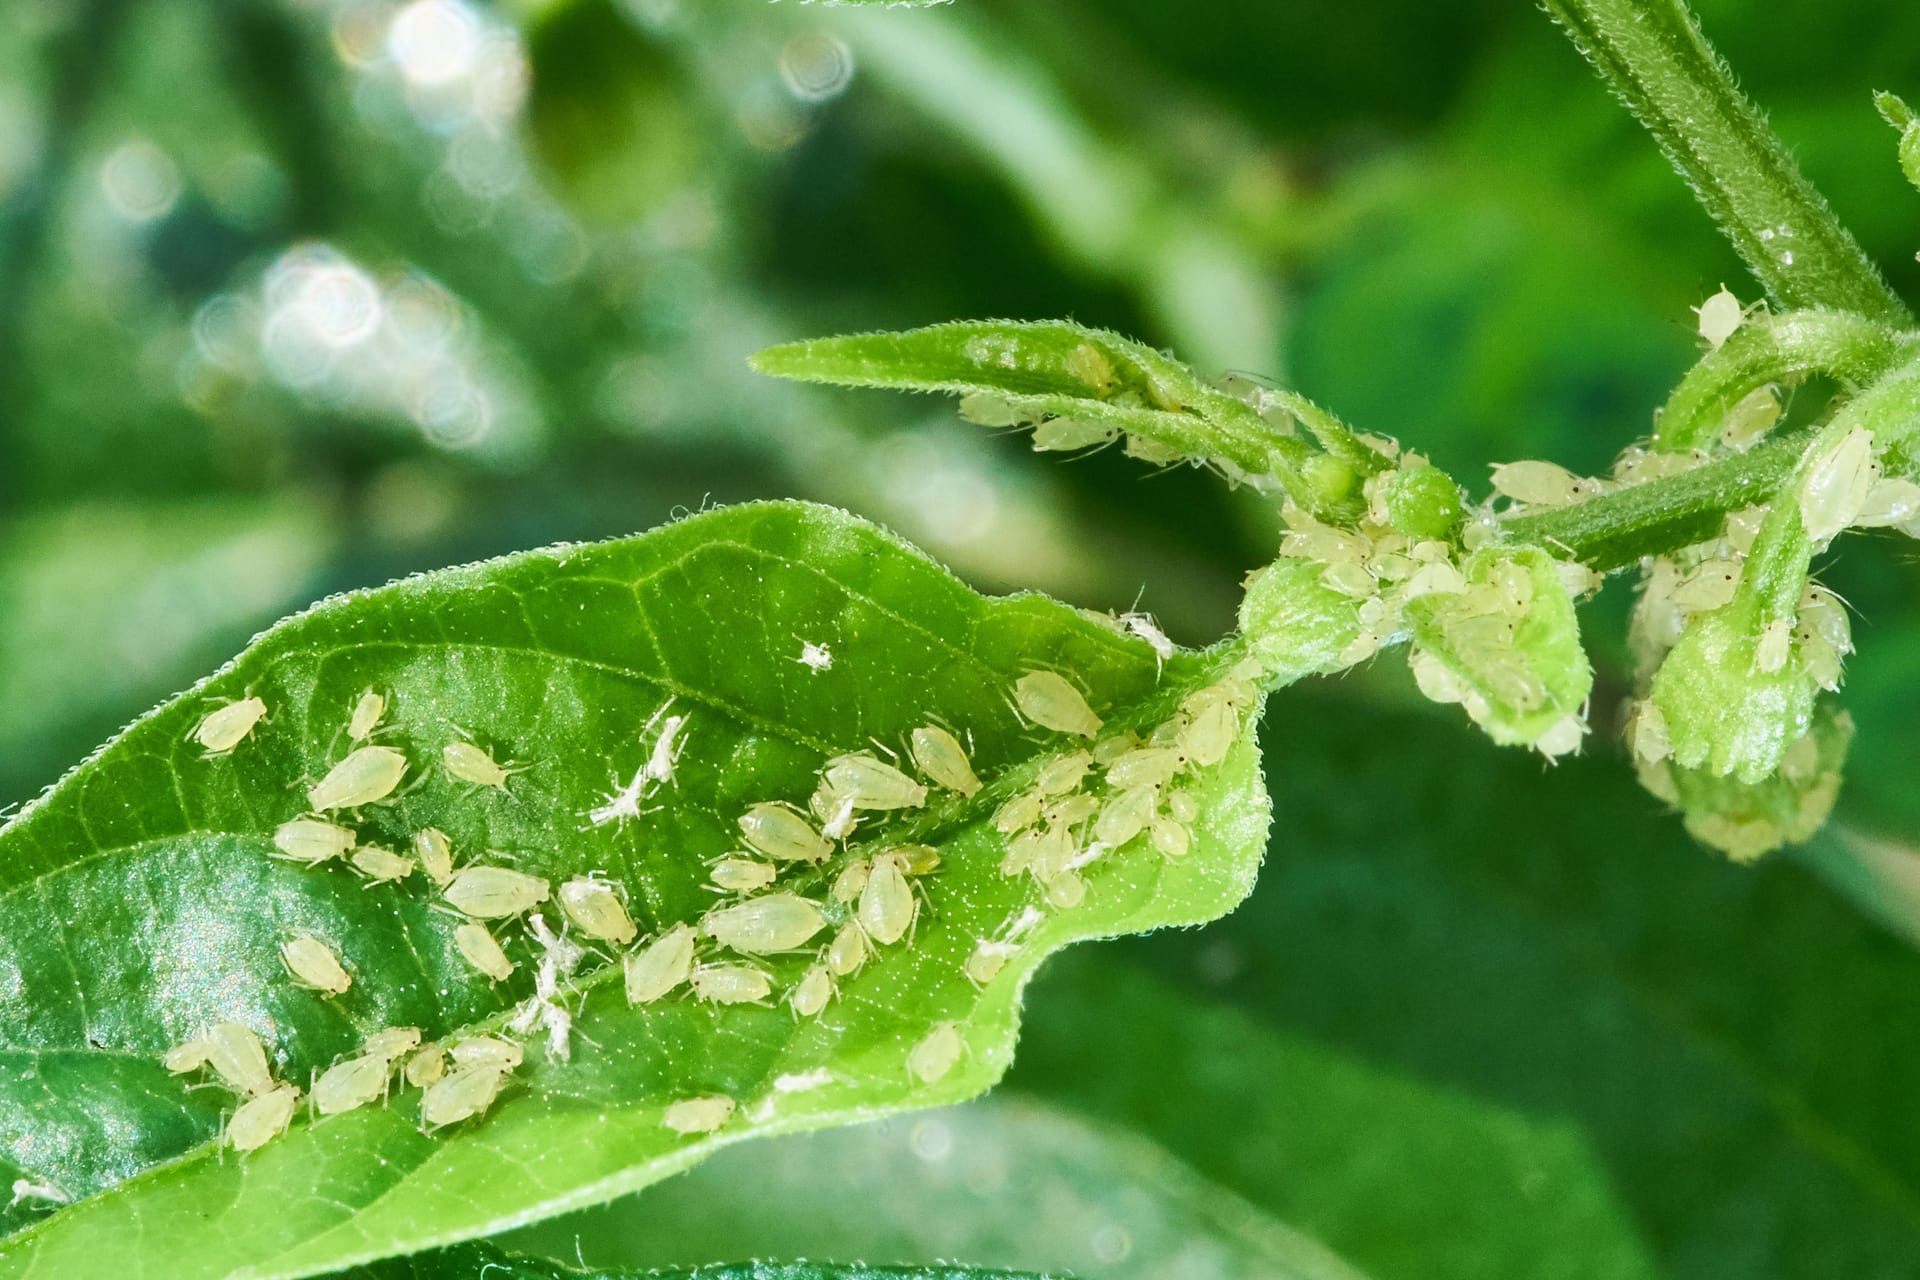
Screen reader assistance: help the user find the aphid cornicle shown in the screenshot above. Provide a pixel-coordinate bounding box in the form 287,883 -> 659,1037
455,921 -> 515,982
206,1021 -> 274,1097
625,923 -> 698,1004
272,818 -> 356,865
702,893 -> 827,954
443,864 -> 551,919
909,725 -> 982,797
1014,671 -> 1103,738
346,689 -> 386,742
662,1094 -> 736,1135
908,1021 -> 964,1084
711,857 -> 778,894
350,845 -> 416,884
738,802 -> 832,863
790,963 -> 834,1017
858,851 -> 915,946
443,740 -> 515,791
307,745 -> 408,812
689,962 -> 773,1005
226,1082 -> 299,1151
420,1064 -> 509,1128
822,753 -> 928,810
413,827 -> 457,886
193,696 -> 268,757
281,935 -> 352,995
312,1053 -> 391,1116
557,877 -> 638,945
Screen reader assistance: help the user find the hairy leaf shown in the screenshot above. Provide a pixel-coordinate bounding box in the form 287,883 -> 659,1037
339,1243 -> 1056,1280
0,501 -> 1272,1279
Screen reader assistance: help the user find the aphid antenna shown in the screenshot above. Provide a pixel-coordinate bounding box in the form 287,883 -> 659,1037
863,736 -> 904,764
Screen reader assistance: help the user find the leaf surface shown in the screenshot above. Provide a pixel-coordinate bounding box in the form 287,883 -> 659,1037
0,501 -> 1270,1279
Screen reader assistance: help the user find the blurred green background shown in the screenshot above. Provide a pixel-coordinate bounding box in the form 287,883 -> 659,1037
8,1 -> 1920,1276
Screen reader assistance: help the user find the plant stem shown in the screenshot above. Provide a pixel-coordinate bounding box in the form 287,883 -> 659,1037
1542,0 -> 1910,326
1502,430 -> 1808,571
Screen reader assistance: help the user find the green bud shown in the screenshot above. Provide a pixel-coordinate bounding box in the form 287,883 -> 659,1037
1237,555 -> 1368,687
1874,91 -> 1920,193
1372,463 -> 1465,540
1404,547 -> 1592,750
1301,454 -> 1361,511
1638,703 -> 1852,861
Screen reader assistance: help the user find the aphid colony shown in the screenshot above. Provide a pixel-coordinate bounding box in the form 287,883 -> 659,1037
170,656 -> 1234,1158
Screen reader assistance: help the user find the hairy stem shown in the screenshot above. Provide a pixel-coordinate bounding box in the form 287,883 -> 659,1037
1543,0 -> 1910,326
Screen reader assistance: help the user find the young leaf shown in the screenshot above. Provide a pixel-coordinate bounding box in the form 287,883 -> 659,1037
0,501 -> 1275,1280
750,321 -> 1366,514
339,1243 -> 1058,1280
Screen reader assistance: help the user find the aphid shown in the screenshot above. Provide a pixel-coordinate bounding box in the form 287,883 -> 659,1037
1854,476 -> 1920,527
1754,617 -> 1792,674
795,640 -> 834,672
1672,559 -> 1742,611
1720,385 -> 1781,449
163,1036 -> 211,1074
1166,790 -> 1200,825
823,752 -> 928,810
589,705 -> 690,826
1696,285 -> 1745,349
1066,341 -> 1114,393
557,876 -> 638,945
350,845 -> 416,884
1120,612 -> 1176,666
1092,785 -> 1157,847
272,818 -> 355,865
1105,747 -> 1183,791
1625,700 -> 1673,765
363,1026 -> 423,1061
449,1034 -> 524,1070
1724,505 -> 1768,554
738,802 -> 832,863
1042,794 -> 1098,827
1799,426 -> 1878,543
826,920 -> 867,976
662,1094 -> 736,1135
909,725 -> 982,797
205,1021 -> 274,1097
1148,815 -> 1190,859
226,1082 -> 299,1152
1177,689 -> 1239,768
8,1178 -> 68,1208
455,921 -> 515,982
1403,561 -> 1469,599
810,784 -> 861,842
907,1021 -> 964,1084
404,1045 -> 448,1089
791,963 -> 834,1017
689,962 -> 774,1005
1014,671 -> 1103,738
1035,749 -> 1093,795
1533,713 -> 1586,759
443,740 -> 515,791
1031,416 -> 1118,451
964,940 -> 1016,985
193,696 -> 268,757
420,1064 -> 509,1129
1490,460 -> 1596,507
858,851 -> 916,945
992,791 -> 1044,835
414,827 -> 456,886
900,844 -> 942,875
1044,869 -> 1088,909
1091,731 -> 1140,765
281,935 -> 352,995
346,689 -> 386,742
625,923 -> 698,1004
711,857 -> 779,894
443,864 -> 551,919
830,859 -> 870,903
307,745 -> 408,812
773,1068 -> 835,1094
701,893 -> 827,954
312,1053 -> 391,1117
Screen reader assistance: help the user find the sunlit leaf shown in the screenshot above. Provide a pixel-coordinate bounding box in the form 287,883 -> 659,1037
0,501 -> 1271,1280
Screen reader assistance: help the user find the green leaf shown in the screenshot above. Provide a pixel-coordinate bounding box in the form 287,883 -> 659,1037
750,321 -> 1354,512
0,501 -> 1272,1279
506,1093 -> 1372,1280
340,1243 -> 1055,1280
1541,0 -> 1910,325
